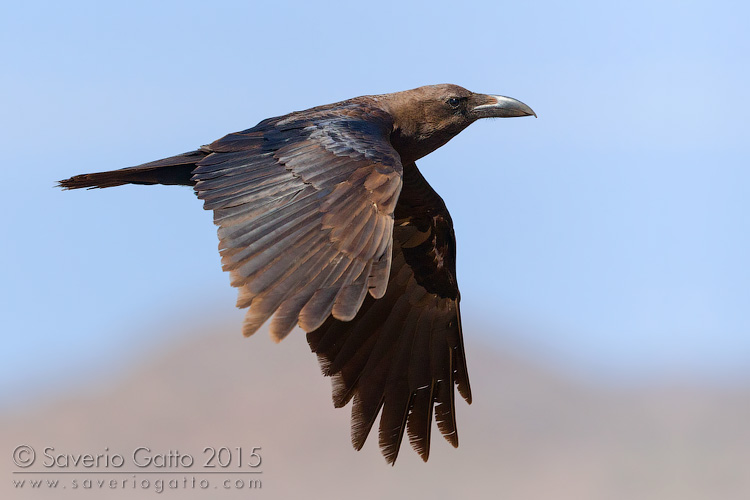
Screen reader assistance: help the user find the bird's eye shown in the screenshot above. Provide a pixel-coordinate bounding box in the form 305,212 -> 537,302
447,97 -> 461,108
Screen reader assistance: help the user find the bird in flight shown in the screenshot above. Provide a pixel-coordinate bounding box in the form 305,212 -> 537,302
59,84 -> 535,464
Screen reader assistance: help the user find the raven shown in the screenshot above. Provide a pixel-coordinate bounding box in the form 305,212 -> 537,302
60,84 -> 535,464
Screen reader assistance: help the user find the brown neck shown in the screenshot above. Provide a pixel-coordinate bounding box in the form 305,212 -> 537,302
373,90 -> 472,164
387,127 -> 458,164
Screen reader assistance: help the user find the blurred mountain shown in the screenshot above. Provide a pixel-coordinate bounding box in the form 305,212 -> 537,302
3,322 -> 749,499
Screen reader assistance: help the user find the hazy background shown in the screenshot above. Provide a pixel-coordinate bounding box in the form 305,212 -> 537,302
2,0 -> 749,498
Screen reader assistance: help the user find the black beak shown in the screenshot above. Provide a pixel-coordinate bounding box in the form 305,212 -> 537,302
472,95 -> 536,119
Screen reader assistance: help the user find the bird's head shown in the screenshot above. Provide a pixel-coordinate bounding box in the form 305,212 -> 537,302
380,84 -> 535,162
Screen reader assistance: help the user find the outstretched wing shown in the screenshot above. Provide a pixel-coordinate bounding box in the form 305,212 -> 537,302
307,162 -> 472,464
192,104 -> 403,340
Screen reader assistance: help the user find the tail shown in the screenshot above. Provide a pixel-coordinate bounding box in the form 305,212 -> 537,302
58,148 -> 211,190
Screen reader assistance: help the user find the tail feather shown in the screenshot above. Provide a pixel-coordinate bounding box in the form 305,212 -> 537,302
58,149 -> 210,190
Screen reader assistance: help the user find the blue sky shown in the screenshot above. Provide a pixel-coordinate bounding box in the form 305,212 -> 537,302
2,0 -> 749,402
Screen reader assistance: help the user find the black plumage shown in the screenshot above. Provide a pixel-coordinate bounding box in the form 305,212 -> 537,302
59,84 -> 535,464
